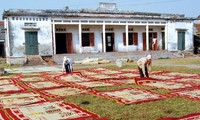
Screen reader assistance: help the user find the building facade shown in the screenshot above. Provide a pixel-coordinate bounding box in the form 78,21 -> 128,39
3,3 -> 195,64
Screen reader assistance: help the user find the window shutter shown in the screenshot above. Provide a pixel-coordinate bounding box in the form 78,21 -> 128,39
123,33 -> 126,46
133,33 -> 138,45
90,33 -> 94,46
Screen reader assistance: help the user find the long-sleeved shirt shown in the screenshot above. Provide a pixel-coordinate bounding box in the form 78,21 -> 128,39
137,57 -> 151,76
62,57 -> 73,72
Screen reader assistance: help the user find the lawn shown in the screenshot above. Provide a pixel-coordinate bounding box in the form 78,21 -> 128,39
62,57 -> 200,120
0,57 -> 200,120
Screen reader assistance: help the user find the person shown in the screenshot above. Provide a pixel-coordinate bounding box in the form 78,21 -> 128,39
62,57 -> 73,74
137,54 -> 152,78
152,38 -> 157,50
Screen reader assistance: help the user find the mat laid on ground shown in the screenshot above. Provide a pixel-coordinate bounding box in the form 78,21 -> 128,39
0,92 -> 47,108
5,101 -> 99,120
0,83 -> 26,93
22,81 -> 65,90
94,88 -> 167,104
0,109 -> 10,119
0,79 -> 16,86
136,79 -> 194,90
54,73 -> 91,83
169,78 -> 200,86
73,81 -> 117,88
162,72 -> 199,78
16,76 -> 48,82
168,88 -> 200,101
159,113 -> 200,120
39,86 -> 89,99
105,79 -> 136,85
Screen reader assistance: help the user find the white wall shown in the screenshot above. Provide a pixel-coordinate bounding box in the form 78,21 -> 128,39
8,17 -> 52,57
167,21 -> 194,51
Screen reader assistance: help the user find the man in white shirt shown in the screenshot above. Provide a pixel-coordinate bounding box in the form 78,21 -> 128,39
62,57 -> 73,74
137,54 -> 152,78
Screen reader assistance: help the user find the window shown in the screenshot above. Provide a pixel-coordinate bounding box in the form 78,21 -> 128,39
82,33 -> 94,47
123,33 -> 138,46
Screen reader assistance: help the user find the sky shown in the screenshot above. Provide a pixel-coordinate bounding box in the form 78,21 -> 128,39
0,0 -> 199,20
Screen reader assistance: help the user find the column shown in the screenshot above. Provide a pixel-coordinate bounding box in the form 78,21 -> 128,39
103,23 -> 106,52
126,24 -> 129,52
79,23 -> 82,53
146,24 -> 149,51
52,23 -> 56,55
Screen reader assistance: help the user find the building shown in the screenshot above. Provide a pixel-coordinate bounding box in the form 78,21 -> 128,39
2,3 -> 195,64
0,21 -> 5,57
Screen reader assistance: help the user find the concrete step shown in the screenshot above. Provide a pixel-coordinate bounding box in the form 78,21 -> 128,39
52,51 -> 182,64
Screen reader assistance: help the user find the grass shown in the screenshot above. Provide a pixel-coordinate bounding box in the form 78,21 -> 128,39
1,57 -> 200,120
64,57 -> 200,120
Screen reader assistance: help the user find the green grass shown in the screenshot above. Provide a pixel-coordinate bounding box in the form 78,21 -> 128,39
1,57 -> 200,120
64,57 -> 200,120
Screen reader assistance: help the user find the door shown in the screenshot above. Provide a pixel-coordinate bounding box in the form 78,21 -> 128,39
25,32 -> 39,55
106,33 -> 114,52
66,33 -> 73,53
55,33 -> 67,54
142,33 -> 146,51
178,31 -> 185,51
161,32 -> 165,50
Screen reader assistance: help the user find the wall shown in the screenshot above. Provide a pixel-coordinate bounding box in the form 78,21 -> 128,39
167,21 -> 194,51
8,17 -> 52,57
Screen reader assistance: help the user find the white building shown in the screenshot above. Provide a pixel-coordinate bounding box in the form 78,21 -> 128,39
3,3 -> 195,64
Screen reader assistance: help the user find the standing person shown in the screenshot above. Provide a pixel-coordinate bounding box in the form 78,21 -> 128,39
137,54 -> 152,78
62,57 -> 73,74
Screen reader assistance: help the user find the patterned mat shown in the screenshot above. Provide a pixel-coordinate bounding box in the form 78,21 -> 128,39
22,81 -> 65,90
5,101 -> 99,120
39,86 -> 88,99
74,81 -> 117,88
0,83 -> 26,93
136,78 -> 194,90
0,92 -> 47,108
94,88 -> 167,104
168,88 -> 200,101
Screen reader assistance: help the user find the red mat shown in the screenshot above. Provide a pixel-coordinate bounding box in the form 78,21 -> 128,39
168,88 -> 200,101
94,88 -> 167,104
5,101 -> 99,120
0,91 -> 47,108
39,86 -> 89,99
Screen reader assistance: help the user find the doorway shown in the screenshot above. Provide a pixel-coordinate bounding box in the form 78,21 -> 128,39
55,33 -> 73,54
105,33 -> 114,52
142,32 -> 157,51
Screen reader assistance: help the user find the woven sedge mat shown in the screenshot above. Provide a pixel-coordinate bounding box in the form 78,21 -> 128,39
0,79 -> 16,86
159,113 -> 200,120
38,86 -> 89,99
168,87 -> 200,101
162,72 -> 200,78
168,78 -> 200,87
0,109 -> 10,120
5,100 -> 99,120
0,83 -> 27,93
54,73 -> 91,83
0,91 -> 47,108
105,79 -> 136,85
135,78 -> 195,91
94,88 -> 167,104
22,81 -> 66,90
73,81 -> 118,88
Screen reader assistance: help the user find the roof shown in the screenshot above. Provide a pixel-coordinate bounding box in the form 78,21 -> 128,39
2,8 -> 195,20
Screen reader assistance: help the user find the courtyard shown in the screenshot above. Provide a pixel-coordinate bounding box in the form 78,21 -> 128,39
0,57 -> 200,120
